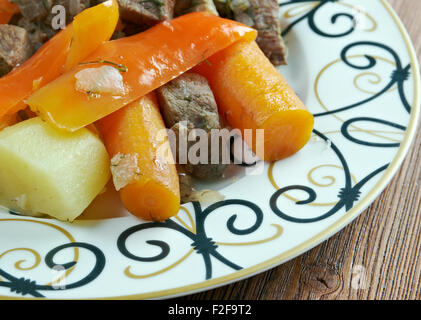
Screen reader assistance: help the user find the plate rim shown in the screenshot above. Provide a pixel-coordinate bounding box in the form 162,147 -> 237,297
1,0 -> 419,300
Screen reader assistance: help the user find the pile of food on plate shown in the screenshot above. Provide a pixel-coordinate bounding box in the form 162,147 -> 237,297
0,0 -> 314,222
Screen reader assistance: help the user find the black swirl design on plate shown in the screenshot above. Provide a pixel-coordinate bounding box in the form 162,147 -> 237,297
270,14 -> 412,223
314,41 -> 411,117
118,200 -> 263,280
280,0 -> 357,38
341,117 -> 407,147
270,130 -> 390,223
0,243 -> 105,298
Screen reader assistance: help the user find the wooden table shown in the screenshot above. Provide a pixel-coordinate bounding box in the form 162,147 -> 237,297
183,0 -> 421,300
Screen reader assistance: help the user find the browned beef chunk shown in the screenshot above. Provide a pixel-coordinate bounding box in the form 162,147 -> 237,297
0,25 -> 34,76
12,1 -> 92,50
10,0 -> 51,22
12,0 -> 91,22
217,0 -> 287,65
178,171 -> 194,203
249,0 -> 286,65
16,17 -> 56,50
213,0 -> 230,18
111,30 -> 127,39
158,73 -> 220,131
120,20 -> 149,36
64,0 -> 91,17
174,0 -> 218,16
157,73 -> 228,179
118,0 -> 175,27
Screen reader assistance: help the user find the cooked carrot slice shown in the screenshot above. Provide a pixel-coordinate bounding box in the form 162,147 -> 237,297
194,40 -> 314,161
0,11 -> 13,24
0,0 -> 18,23
0,0 -> 18,14
97,93 -> 180,221
0,113 -> 19,131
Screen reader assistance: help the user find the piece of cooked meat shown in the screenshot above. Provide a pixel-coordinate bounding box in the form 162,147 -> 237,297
158,73 -> 221,131
10,0 -> 51,22
174,0 -> 218,16
217,0 -> 287,65
12,0 -> 92,50
120,20 -> 149,36
157,73 -> 228,179
250,0 -> 287,65
118,0 -> 175,26
0,25 -> 34,76
13,1 -> 92,50
178,171 -> 194,203
16,17 -> 56,50
12,0 -> 91,22
213,0 -> 230,18
111,30 -> 127,39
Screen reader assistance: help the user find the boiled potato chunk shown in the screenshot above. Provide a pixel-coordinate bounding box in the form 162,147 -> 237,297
0,117 -> 110,221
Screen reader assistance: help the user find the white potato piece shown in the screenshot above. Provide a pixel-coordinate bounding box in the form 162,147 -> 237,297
0,117 -> 110,221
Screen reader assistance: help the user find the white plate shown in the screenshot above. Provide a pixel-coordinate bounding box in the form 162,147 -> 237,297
0,0 -> 419,299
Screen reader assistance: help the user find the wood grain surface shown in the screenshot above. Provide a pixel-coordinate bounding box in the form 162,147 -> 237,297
182,0 -> 421,300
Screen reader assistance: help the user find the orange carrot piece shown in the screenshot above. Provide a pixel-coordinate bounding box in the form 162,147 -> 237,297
0,11 -> 13,24
194,40 -> 314,161
0,113 -> 19,131
27,12 -> 257,132
0,0 -> 119,121
0,0 -> 18,14
0,0 -> 18,23
97,93 -> 180,221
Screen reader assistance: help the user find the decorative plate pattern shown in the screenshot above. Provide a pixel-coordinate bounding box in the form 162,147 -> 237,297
0,0 -> 419,299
